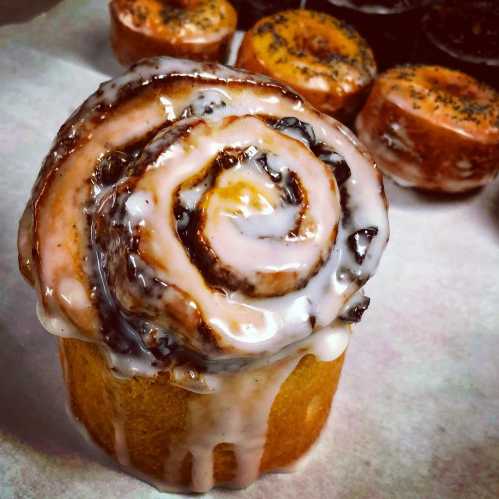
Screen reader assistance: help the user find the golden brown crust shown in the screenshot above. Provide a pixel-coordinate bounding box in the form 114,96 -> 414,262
60,337 -> 345,488
356,65 -> 499,192
109,0 -> 237,65
236,9 -> 376,120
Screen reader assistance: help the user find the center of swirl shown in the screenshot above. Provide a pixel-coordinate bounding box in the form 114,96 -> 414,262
94,115 -> 343,355
172,142 -> 329,297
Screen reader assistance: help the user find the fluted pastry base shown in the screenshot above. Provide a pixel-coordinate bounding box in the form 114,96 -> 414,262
59,337 -> 346,492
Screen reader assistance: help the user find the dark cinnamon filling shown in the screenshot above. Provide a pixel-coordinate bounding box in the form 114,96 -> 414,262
339,294 -> 370,323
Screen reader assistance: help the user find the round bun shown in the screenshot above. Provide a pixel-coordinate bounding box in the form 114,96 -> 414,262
18,57 -> 388,492
356,65 -> 499,193
236,9 -> 376,121
60,337 -> 346,492
110,0 -> 237,65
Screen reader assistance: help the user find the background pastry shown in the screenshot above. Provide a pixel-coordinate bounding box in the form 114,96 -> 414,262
356,65 -> 499,193
236,9 -> 377,121
109,0 -> 237,65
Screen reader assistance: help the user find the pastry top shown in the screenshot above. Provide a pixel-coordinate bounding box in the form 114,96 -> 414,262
110,0 -> 237,45
19,58 -> 388,371
241,9 -> 376,96
372,65 -> 499,143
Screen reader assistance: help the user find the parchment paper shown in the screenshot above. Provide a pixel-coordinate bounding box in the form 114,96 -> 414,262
0,1 -> 498,497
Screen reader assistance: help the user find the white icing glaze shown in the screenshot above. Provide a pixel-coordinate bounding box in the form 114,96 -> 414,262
97,88 -> 386,358
178,361 -> 292,492
235,204 -> 300,239
175,324 -> 348,492
125,191 -> 154,222
36,98 -> 167,339
40,301 -> 163,377
170,366 -> 221,394
178,173 -> 214,211
103,348 -> 160,378
58,278 -> 91,310
85,58 -> 277,112
36,301 -> 88,340
201,124 -> 338,275
157,325 -> 349,491
27,57 -> 387,369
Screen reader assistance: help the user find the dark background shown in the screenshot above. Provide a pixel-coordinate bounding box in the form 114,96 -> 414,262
0,0 -> 61,25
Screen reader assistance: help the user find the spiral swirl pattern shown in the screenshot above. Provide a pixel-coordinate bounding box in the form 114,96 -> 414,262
19,58 -> 388,371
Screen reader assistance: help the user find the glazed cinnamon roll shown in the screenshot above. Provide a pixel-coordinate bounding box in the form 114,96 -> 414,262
18,58 -> 389,492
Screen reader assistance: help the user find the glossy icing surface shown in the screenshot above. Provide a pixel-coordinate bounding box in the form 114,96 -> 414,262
19,57 -> 388,368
